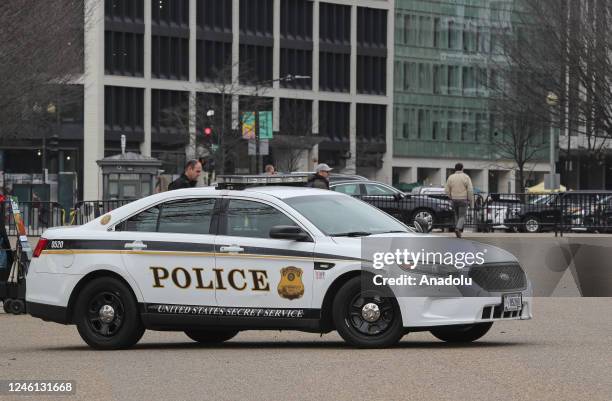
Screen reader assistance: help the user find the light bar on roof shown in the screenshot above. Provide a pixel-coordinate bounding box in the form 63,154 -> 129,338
216,174 -> 310,189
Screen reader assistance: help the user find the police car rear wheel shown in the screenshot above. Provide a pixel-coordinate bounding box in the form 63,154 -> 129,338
184,330 -> 239,344
430,322 -> 493,343
74,277 -> 145,350
332,277 -> 403,348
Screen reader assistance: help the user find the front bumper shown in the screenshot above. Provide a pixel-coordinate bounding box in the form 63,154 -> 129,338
397,295 -> 533,327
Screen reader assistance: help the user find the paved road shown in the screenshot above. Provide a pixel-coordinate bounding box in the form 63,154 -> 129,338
0,298 -> 611,401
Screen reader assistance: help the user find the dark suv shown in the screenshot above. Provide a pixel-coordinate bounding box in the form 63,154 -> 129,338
505,191 -> 612,232
330,180 -> 455,229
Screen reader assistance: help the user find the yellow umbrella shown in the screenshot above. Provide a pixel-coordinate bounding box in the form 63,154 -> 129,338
526,181 -> 567,193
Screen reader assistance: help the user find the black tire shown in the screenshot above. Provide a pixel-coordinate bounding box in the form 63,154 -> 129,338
184,330 -> 239,344
430,322 -> 493,343
2,299 -> 12,314
332,276 -> 404,348
522,216 -> 541,233
74,277 -> 145,350
8,299 -> 25,315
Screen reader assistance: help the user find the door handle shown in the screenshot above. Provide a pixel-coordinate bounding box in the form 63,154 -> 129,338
124,240 -> 147,250
219,245 -> 244,253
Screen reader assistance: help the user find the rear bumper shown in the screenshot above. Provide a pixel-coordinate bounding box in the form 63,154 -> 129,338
27,302 -> 70,324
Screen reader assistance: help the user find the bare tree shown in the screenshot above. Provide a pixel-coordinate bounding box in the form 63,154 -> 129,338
0,1 -> 85,137
493,0 -> 612,187
160,61 -> 274,174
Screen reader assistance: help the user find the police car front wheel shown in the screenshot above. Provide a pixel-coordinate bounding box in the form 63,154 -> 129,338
332,276 -> 404,348
74,277 -> 145,350
184,330 -> 239,344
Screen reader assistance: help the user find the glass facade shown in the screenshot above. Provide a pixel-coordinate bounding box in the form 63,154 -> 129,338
394,0 -> 513,160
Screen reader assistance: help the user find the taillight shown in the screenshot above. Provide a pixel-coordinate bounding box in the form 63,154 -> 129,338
33,238 -> 49,258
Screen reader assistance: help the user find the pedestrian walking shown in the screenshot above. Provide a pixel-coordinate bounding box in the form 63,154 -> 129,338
168,159 -> 202,191
307,163 -> 332,189
445,163 -> 474,238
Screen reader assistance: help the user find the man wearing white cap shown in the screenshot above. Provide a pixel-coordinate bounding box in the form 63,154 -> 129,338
308,163 -> 333,189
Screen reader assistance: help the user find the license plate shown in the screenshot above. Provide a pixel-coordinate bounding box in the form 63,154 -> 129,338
503,293 -> 522,312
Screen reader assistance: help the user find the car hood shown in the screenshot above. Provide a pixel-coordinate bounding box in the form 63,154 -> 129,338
331,233 -> 518,264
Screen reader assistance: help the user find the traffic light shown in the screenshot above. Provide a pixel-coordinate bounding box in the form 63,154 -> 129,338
204,127 -> 213,137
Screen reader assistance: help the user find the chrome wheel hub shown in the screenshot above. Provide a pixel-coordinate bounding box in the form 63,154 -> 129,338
99,304 -> 116,324
361,303 -> 381,322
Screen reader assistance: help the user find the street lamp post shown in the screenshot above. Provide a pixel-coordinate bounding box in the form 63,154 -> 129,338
546,92 -> 559,189
251,74 -> 311,174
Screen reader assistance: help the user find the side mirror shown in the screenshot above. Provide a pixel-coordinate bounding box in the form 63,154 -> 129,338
393,192 -> 406,201
269,225 -> 311,241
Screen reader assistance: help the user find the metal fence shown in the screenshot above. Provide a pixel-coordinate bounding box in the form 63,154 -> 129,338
70,200 -> 131,226
2,201 -> 66,237
4,192 -> 612,236
351,191 -> 612,235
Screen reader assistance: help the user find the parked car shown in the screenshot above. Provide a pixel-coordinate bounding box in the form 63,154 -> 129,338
482,194 -> 524,231
505,191 -> 612,233
290,172 -> 368,183
331,180 -> 455,229
580,194 -> 612,232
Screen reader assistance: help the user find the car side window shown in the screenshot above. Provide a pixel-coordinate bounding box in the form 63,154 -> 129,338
116,206 -> 160,232
333,184 -> 361,196
226,199 -> 296,239
365,184 -> 396,196
115,198 -> 216,234
157,198 -> 216,235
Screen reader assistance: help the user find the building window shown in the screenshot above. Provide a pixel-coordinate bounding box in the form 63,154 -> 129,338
357,7 -> 387,48
356,104 -> 386,144
151,90 -> 189,136
319,52 -> 350,93
105,0 -> 144,22
280,48 -> 312,89
105,31 -> 144,76
418,63 -> 431,93
152,35 -> 189,80
319,3 -> 350,93
197,0 -> 233,82
404,15 -> 416,46
319,101 -> 350,143
448,20 -> 460,49
448,65 -> 460,95
357,7 -> 387,95
434,17 -> 444,48
281,0 -> 312,40
239,0 -> 273,37
197,0 -> 232,32
104,86 -> 144,137
319,2 -> 350,45
357,55 -> 387,95
197,40 -> 232,82
418,16 -> 431,47
280,99 -> 313,136
152,0 -> 189,26
280,0 -> 313,90
239,44 -> 273,84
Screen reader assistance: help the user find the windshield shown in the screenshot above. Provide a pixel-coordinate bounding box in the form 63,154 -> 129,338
284,194 -> 411,236
529,194 -> 555,205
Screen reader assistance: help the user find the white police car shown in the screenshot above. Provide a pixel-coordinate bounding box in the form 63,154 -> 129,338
26,175 -> 532,349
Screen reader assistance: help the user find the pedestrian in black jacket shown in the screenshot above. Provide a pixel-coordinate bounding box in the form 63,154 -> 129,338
168,159 -> 202,191
307,163 -> 333,189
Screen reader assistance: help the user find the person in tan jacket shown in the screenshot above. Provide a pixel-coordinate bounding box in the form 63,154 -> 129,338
445,163 -> 474,238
